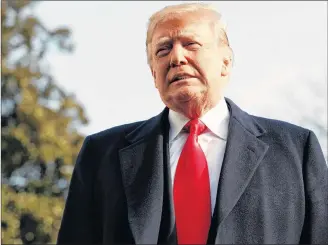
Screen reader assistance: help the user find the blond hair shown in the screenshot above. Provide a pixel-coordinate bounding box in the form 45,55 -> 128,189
146,2 -> 231,68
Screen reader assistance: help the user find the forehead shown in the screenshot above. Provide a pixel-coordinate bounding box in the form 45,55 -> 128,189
152,12 -> 215,45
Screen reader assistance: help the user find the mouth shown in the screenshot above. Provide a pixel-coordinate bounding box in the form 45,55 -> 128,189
170,74 -> 194,84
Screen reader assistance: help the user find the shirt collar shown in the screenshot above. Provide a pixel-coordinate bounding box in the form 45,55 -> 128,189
168,97 -> 230,142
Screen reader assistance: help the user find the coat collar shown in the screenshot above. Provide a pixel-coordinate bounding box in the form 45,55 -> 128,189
119,108 -> 169,244
119,98 -> 269,244
125,97 -> 266,144
225,97 -> 266,137
213,98 -> 269,243
125,107 -> 169,144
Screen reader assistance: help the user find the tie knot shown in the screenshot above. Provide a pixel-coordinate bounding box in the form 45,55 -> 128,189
184,119 -> 207,136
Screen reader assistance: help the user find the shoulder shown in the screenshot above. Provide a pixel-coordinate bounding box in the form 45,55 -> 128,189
248,114 -> 328,170
226,98 -> 312,143
249,114 -> 321,155
74,120 -> 147,170
77,120 -> 146,159
253,114 -> 311,143
252,115 -> 310,137
87,120 -> 145,145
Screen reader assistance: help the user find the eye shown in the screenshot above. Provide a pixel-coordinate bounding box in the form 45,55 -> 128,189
156,46 -> 170,57
185,42 -> 200,49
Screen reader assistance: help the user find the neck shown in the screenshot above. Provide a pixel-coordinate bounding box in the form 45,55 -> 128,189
177,97 -> 218,119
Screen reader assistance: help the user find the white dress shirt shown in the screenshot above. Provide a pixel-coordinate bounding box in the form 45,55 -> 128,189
168,98 -> 230,215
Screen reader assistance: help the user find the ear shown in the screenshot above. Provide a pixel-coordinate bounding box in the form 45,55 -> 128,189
221,55 -> 232,77
151,68 -> 156,79
151,68 -> 158,88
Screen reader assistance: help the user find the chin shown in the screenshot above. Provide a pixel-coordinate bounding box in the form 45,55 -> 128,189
175,88 -> 204,102
166,92 -> 207,116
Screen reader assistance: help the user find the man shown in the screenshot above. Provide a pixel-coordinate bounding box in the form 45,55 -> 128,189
57,3 -> 328,244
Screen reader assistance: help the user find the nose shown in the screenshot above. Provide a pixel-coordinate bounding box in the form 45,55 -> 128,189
170,44 -> 188,67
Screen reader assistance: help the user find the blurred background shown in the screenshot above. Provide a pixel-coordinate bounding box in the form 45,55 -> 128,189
1,1 -> 327,244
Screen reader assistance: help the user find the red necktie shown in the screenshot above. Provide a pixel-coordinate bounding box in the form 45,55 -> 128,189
173,119 -> 211,244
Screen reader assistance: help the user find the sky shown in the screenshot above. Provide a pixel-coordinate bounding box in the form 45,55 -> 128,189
33,1 -> 327,156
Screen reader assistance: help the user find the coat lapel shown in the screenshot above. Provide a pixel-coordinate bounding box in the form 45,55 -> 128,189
119,109 -> 169,244
118,98 -> 269,244
214,99 -> 269,242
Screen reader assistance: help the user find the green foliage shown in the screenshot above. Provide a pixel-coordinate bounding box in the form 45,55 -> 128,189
2,185 -> 65,243
1,1 -> 88,243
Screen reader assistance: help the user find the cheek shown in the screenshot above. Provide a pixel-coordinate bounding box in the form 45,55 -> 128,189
205,56 -> 223,76
192,51 -> 214,71
154,64 -> 167,83
188,54 -> 205,75
154,72 -> 165,90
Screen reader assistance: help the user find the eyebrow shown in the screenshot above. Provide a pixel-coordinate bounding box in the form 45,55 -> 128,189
155,37 -> 171,49
154,32 -> 201,49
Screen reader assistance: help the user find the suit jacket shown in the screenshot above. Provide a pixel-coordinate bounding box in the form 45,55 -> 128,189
57,98 -> 328,244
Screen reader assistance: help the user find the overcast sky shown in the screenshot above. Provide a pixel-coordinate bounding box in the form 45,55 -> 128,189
34,1 -> 327,155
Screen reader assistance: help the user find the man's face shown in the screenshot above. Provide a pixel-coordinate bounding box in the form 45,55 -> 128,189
150,12 -> 231,117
